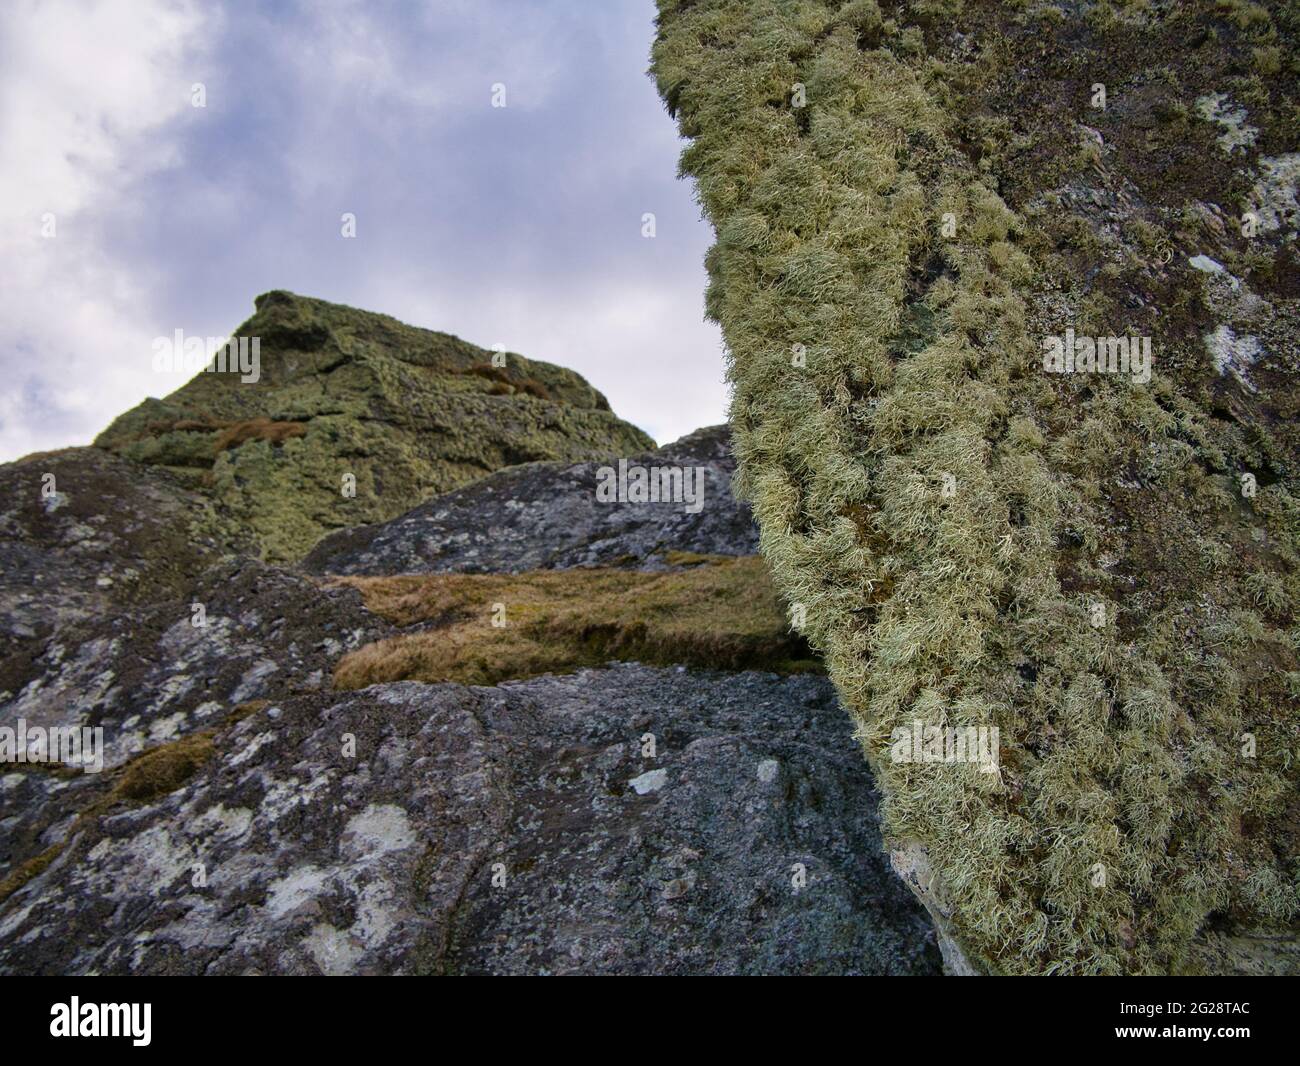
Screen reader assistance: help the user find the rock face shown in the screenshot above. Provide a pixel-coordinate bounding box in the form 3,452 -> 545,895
1,392 -> 940,973
303,424 -> 759,575
0,668 -> 938,976
0,447 -> 245,676
95,291 -> 655,562
652,0 -> 1299,974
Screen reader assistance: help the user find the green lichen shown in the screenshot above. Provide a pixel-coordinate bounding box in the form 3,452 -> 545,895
95,291 -> 655,562
653,0 -> 1298,974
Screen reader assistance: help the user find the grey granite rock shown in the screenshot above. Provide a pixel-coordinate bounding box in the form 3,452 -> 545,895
0,422 -> 938,975
302,425 -> 759,575
0,666 -> 939,976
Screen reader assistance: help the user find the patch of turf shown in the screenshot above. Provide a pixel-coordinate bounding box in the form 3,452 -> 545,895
332,555 -> 819,687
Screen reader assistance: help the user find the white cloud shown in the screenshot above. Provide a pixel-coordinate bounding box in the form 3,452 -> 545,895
0,0 -> 215,460
0,0 -> 729,464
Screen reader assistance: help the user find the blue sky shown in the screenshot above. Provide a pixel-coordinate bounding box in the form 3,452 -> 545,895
0,0 -> 726,461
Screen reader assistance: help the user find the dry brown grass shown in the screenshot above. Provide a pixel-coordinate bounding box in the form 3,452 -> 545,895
462,364 -> 555,401
212,417 -> 307,453
332,554 -> 818,688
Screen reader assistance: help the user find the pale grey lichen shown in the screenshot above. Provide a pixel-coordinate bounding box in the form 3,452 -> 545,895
1205,324 -> 1263,392
1195,92 -> 1259,153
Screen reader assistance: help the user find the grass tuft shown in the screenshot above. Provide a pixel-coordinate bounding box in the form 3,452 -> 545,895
333,555 -> 818,688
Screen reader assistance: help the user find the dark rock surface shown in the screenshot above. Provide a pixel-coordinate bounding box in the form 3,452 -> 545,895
0,667 -> 939,976
303,425 -> 759,576
2,557 -> 388,772
0,408 -> 937,975
0,447 -> 240,670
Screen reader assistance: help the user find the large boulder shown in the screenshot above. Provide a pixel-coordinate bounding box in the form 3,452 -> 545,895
0,668 -> 940,976
2,380 -> 939,973
303,425 -> 759,575
652,0 -> 1300,974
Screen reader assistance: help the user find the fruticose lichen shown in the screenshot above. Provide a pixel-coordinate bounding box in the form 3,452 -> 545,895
653,0 -> 1298,973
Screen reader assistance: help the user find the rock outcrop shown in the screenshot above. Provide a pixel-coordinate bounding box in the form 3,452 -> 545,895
0,668 -> 938,976
1,398 -> 940,973
303,424 -> 758,575
95,291 -> 655,562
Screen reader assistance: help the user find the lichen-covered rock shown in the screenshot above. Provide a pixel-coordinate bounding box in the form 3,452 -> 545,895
303,425 -> 758,575
2,557 -> 388,774
0,668 -> 940,976
0,447 -> 244,677
653,0 -> 1299,974
2,391 -> 937,973
0,553 -> 390,899
95,291 -> 655,561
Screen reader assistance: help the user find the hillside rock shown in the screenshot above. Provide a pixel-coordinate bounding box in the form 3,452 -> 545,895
2,368 -> 940,974
0,668 -> 940,976
0,447 -> 243,676
95,291 -> 655,561
303,425 -> 758,575
2,557 -> 388,774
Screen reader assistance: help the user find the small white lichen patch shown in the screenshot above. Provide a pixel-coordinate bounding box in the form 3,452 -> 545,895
229,659 -> 279,703
629,768 -> 668,795
116,825 -> 197,897
190,803 -> 254,844
757,758 -> 780,783
266,864 -> 332,919
1206,324 -> 1263,392
350,879 -> 401,948
1248,153 -> 1300,234
303,922 -> 364,976
228,730 -> 275,768
340,803 -> 417,863
190,700 -> 225,721
1196,93 -> 1258,153
148,711 -> 188,744
1189,254 -> 1224,273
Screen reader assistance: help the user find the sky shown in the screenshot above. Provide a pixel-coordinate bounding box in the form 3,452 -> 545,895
0,0 -> 727,461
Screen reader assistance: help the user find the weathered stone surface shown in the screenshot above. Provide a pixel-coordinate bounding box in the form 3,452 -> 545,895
95,291 -> 655,561
1,396 -> 937,973
1,557 -> 388,774
303,424 -> 758,576
0,553 -> 390,898
0,446 -> 242,676
0,667 -> 940,976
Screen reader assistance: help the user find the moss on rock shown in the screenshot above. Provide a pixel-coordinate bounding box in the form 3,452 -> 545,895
95,291 -> 654,561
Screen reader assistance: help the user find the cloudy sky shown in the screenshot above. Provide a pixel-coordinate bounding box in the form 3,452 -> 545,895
0,0 -> 726,462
